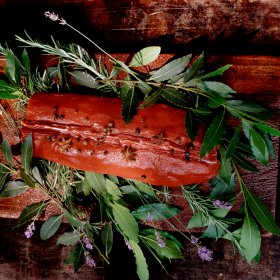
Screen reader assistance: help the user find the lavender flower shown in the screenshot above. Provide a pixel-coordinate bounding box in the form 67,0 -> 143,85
197,246 -> 213,261
191,236 -> 199,245
84,252 -> 96,268
83,235 -> 93,250
124,239 -> 133,251
155,231 -> 166,248
213,199 -> 232,210
146,212 -> 153,222
24,221 -> 35,239
44,11 -> 66,25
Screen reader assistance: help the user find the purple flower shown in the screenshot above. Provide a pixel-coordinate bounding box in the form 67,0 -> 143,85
83,235 -> 93,250
44,11 -> 66,25
191,236 -> 199,245
198,246 -> 213,261
125,239 -> 133,251
24,221 -> 35,239
155,231 -> 166,248
213,199 -> 232,210
146,212 -> 153,222
84,252 -> 96,268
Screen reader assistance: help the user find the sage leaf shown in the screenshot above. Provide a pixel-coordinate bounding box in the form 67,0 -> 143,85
129,240 -> 149,280
129,46 -> 161,67
184,52 -> 204,82
161,87 -> 190,108
65,244 -> 85,272
201,64 -> 232,79
200,111 -> 225,158
85,171 -> 107,195
187,212 -> 209,228
242,185 -> 280,235
132,203 -> 181,221
185,110 -> 200,141
1,181 -> 27,197
1,140 -> 13,166
150,54 -> 192,82
240,215 -> 261,261
40,215 -> 63,240
120,83 -> 138,124
101,222 -> 113,257
21,133 -> 33,172
225,126 -> 240,159
57,231 -> 81,246
249,128 -> 269,166
16,201 -> 46,227
111,202 -> 139,242
22,48 -> 34,93
255,123 -> 280,137
70,70 -> 99,89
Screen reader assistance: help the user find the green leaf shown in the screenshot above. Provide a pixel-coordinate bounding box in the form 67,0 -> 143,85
161,87 -> 189,108
249,127 -> 269,166
16,201 -> 46,227
129,240 -> 149,280
0,181 -> 27,197
130,180 -> 157,198
218,147 -> 232,184
139,89 -> 162,109
70,70 -> 99,89
57,231 -> 81,246
232,153 -> 259,172
262,133 -> 275,158
210,176 -> 235,199
1,140 -> 13,166
187,212 -> 209,229
111,202 -> 139,242
242,185 -> 280,235
21,133 -> 33,172
198,81 -> 235,97
239,214 -> 261,261
255,123 -> 280,137
101,222 -> 113,257
200,111 -> 225,158
22,48 -> 34,93
0,80 -> 21,99
129,46 -> 161,67
201,223 -> 227,239
107,174 -> 119,184
81,178 -> 92,196
209,208 -> 230,218
20,169 -> 36,188
184,52 -> 204,82
150,54 -> 192,82
40,215 -> 63,240
185,110 -> 200,141
32,166 -> 44,185
105,178 -> 122,199
120,83 -> 138,124
0,173 -> 8,191
5,49 -> 21,84
132,203 -> 181,221
64,210 -> 86,228
225,126 -> 240,159
85,171 -> 107,195
201,64 -> 232,79
65,244 -> 85,272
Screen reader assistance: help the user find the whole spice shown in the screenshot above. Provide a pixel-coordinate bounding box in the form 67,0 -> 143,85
21,93 -> 219,186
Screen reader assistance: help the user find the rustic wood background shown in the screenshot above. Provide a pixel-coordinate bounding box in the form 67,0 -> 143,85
0,0 -> 280,279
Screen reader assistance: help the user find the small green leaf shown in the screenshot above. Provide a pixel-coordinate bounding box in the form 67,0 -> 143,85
262,133 -> 275,158
239,214 -> 261,261
120,83 -> 138,124
242,185 -> 280,235
107,174 -> 119,184
57,231 -> 81,246
209,208 -> 230,218
198,81 -> 235,97
101,222 -> 113,257
232,153 -> 259,172
184,52 -> 204,82
16,201 -> 46,227
210,176 -> 235,199
0,173 -> 8,191
40,215 -> 63,240
65,244 -> 85,272
85,171 -> 107,195
161,87 -> 190,108
22,48 -> 34,93
218,147 -> 232,184
20,169 -> 36,188
130,180 -> 157,198
200,111 -> 225,158
129,46 -> 161,67
105,179 -> 122,198
21,134 -> 33,172
1,140 -> 13,166
111,202 -> 139,242
31,166 -> 44,185
0,181 -> 27,197
129,240 -> 149,280
185,110 -> 200,141
81,178 -> 92,196
64,210 -> 86,228
255,123 -> 280,137
132,203 -> 181,221
70,70 -> 99,89
187,212 -> 209,229
225,126 -> 240,159
5,49 -> 21,84
201,223 -> 227,239
150,54 -> 192,82
201,64 -> 232,79
139,89 -> 162,109
0,80 -> 21,99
